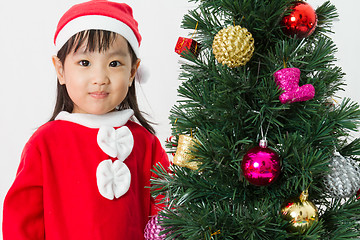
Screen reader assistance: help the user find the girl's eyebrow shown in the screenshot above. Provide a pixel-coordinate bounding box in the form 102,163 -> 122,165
71,48 -> 128,57
107,49 -> 128,57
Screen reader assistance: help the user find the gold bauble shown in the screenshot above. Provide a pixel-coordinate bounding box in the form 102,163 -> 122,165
212,25 -> 254,68
173,135 -> 200,170
280,191 -> 319,233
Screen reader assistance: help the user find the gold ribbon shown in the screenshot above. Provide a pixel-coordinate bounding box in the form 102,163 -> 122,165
211,229 -> 221,236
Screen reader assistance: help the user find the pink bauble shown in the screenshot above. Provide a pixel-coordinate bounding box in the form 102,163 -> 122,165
241,146 -> 281,186
144,215 -> 168,240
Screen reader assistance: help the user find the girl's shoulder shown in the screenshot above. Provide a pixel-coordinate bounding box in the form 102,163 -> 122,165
126,120 -> 156,140
20,120 -> 74,156
31,120 -> 65,138
27,120 -> 85,146
125,121 -> 166,150
35,119 -> 75,135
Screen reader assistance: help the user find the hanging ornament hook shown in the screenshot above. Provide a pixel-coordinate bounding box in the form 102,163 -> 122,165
283,57 -> 287,69
190,21 -> 199,39
259,112 -> 272,148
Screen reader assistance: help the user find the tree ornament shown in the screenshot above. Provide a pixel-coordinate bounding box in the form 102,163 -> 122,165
241,139 -> 281,186
280,191 -> 319,233
166,135 -> 177,157
273,68 -> 315,104
324,153 -> 360,198
175,37 -> 201,58
144,215 -> 168,240
173,135 -> 200,170
212,25 -> 254,68
357,188 -> 360,200
280,1 -> 318,38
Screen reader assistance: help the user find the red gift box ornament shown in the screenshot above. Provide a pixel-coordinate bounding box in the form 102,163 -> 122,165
175,37 -> 200,57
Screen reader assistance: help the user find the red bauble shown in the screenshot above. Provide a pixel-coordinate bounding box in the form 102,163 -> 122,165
241,142 -> 281,186
281,1 -> 318,38
357,188 -> 360,200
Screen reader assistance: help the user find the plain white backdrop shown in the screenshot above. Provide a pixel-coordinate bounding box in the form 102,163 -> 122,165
0,0 -> 359,236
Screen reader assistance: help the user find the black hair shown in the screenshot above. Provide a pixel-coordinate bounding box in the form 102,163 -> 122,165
49,30 -> 155,134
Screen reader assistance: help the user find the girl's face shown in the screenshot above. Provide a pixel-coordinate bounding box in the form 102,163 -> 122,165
52,35 -> 140,115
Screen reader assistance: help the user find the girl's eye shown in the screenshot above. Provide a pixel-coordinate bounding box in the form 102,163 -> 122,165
109,61 -> 121,67
79,60 -> 90,67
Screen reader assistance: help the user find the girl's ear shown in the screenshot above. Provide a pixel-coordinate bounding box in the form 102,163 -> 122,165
52,56 -> 66,85
129,59 -> 141,87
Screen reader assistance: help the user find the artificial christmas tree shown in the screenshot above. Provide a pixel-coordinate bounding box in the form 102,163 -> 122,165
150,0 -> 360,239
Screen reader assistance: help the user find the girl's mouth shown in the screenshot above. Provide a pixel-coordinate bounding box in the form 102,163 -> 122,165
89,91 -> 109,99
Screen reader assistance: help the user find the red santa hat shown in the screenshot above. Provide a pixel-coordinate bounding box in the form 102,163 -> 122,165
54,0 -> 141,57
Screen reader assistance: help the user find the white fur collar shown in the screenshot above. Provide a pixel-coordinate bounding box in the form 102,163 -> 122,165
55,109 -> 134,128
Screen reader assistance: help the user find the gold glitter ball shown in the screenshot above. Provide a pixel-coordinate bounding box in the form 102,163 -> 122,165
212,25 -> 254,68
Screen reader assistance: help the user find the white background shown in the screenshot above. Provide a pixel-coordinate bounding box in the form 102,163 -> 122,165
0,0 -> 359,236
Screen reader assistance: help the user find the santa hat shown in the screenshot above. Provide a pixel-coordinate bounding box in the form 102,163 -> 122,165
54,0 -> 141,57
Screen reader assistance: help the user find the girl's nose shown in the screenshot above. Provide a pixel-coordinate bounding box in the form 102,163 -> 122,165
92,67 -> 110,85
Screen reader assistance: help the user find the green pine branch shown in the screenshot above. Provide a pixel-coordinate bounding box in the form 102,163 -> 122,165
152,0 -> 360,238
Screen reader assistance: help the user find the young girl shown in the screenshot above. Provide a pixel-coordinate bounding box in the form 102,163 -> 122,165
2,1 -> 169,239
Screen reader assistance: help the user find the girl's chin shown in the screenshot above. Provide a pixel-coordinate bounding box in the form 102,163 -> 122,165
72,107 -> 117,115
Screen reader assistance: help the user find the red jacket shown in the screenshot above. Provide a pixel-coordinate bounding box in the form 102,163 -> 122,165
3,110 -> 169,240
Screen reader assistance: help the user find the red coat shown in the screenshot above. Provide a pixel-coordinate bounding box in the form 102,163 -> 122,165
3,110 -> 169,240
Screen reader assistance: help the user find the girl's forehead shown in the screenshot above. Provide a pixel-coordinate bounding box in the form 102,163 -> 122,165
72,33 -> 129,54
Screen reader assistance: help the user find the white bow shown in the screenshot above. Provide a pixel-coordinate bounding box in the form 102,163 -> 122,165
97,126 -> 134,161
96,126 -> 134,200
96,160 -> 131,200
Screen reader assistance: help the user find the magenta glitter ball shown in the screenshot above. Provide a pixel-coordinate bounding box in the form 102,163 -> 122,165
241,146 -> 281,186
273,68 -> 315,104
144,215 -> 168,240
281,1 -> 318,38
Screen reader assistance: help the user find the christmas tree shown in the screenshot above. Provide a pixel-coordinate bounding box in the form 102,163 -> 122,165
149,0 -> 360,239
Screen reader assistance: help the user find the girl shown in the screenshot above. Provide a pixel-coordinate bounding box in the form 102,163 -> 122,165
2,1 -> 169,239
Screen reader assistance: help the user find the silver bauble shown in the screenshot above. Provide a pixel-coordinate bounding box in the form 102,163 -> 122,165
325,153 -> 360,198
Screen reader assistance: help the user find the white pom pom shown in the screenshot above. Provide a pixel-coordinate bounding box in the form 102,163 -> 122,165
135,64 -> 150,84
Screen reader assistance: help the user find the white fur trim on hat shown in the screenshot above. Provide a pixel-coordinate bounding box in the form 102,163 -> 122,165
55,15 -> 140,57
